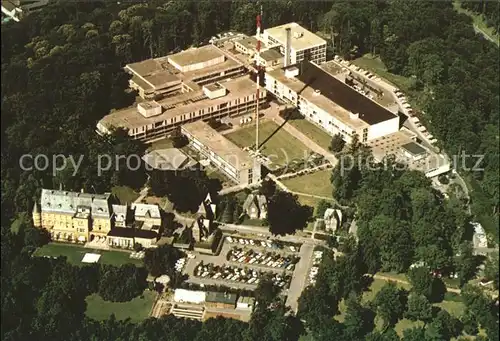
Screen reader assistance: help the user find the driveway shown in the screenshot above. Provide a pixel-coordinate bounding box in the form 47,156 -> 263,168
285,242 -> 315,313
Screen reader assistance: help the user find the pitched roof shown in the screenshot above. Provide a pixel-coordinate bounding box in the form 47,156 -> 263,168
40,189 -> 112,218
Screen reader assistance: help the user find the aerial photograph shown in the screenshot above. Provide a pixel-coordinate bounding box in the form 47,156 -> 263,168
1,0 -> 499,340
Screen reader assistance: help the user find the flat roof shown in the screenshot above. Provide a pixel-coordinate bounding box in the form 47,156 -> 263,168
234,36 -> 259,50
126,46 -> 242,88
264,22 -> 326,51
181,120 -> 252,170
168,45 -> 224,67
260,48 -> 282,62
267,67 -> 367,130
401,142 -> 427,156
206,291 -> 237,305
107,227 -> 157,239
100,76 -> 258,129
296,61 -> 397,125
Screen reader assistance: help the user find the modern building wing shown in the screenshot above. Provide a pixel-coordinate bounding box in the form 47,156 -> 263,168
265,61 -> 399,143
262,22 -> 326,65
181,120 -> 261,185
98,76 -> 266,142
124,44 -> 246,100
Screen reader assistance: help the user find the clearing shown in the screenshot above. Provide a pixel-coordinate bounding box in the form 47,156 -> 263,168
225,121 -> 312,167
34,243 -> 143,267
335,278 -> 466,337
85,290 -> 156,322
287,118 -> 332,150
111,186 -> 139,204
282,170 -> 333,198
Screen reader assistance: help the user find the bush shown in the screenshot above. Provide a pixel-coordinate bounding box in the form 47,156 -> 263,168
438,174 -> 450,184
98,264 -> 148,302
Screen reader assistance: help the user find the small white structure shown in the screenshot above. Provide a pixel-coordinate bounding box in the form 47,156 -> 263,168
155,275 -> 171,286
81,253 -> 101,263
472,222 -> 488,249
323,208 -> 342,232
173,289 -> 206,304
236,296 -> 255,310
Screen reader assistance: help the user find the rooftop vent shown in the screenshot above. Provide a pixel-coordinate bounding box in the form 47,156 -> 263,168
349,112 -> 359,120
314,89 -> 321,96
293,31 -> 304,39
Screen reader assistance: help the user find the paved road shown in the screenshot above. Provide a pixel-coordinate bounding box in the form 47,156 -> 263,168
473,24 -> 499,46
372,274 -> 462,294
285,242 -> 315,313
134,187 -> 150,203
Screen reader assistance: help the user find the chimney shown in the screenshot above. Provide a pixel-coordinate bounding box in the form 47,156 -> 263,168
284,27 -> 291,67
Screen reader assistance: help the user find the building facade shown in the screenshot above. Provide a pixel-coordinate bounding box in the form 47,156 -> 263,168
265,62 -> 399,144
98,76 -> 267,142
262,23 -> 327,65
33,189 -> 161,248
181,120 -> 261,185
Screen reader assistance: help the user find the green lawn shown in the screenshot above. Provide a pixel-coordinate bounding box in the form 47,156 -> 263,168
225,121 -> 312,167
11,212 -> 28,234
111,186 -> 139,204
287,119 -> 332,150
282,170 -> 334,198
335,278 -> 464,337
352,54 -> 415,92
34,243 -> 143,267
296,195 -> 325,210
148,138 -> 173,151
85,290 -> 156,322
453,1 -> 499,46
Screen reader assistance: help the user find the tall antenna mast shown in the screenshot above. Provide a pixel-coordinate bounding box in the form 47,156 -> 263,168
255,4 -> 263,152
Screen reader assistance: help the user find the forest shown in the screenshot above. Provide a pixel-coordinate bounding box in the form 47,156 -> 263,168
1,1 -> 498,340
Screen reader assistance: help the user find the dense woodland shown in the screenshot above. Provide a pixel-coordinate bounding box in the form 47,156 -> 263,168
1,1 -> 499,340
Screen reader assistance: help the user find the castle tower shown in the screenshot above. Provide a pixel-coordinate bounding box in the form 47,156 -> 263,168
32,201 -> 41,228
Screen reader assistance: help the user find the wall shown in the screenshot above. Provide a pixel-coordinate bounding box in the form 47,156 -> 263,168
367,116 -> 400,141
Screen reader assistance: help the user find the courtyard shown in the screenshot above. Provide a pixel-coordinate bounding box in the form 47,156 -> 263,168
224,120 -> 313,168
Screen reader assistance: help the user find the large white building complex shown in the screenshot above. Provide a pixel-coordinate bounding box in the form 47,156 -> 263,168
98,75 -> 266,142
181,121 -> 261,185
262,22 -> 327,66
265,61 -> 400,143
124,45 -> 246,100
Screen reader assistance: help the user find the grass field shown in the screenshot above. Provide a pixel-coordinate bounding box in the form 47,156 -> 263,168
225,121 -> 312,167
11,212 -> 28,234
334,278 -> 465,337
111,186 -> 139,204
352,54 -> 415,92
148,138 -> 173,151
287,119 -> 332,150
296,195 -> 325,210
34,243 -> 143,267
453,1 -> 499,46
85,290 -> 156,322
282,170 -> 333,198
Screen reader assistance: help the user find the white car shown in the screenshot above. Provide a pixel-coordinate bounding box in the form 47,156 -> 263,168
249,240 -> 255,245
226,236 -> 234,243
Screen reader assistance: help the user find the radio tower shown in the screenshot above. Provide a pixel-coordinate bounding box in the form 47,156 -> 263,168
255,4 -> 263,152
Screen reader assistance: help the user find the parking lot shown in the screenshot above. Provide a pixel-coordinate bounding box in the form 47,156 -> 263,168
182,235 -> 304,290
193,262 -> 292,289
227,246 -> 299,272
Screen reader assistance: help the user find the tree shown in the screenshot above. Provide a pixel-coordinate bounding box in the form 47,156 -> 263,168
454,241 -> 478,287
267,191 -> 312,235
343,293 -> 375,340
171,132 -> 189,148
329,133 -> 346,153
315,199 -> 331,218
405,294 -> 433,323
259,179 -> 276,198
425,309 -> 463,341
483,253 -> 499,289
407,266 -> 446,303
98,264 -> 147,302
254,276 -> 280,306
402,326 -> 427,341
144,245 -> 183,277
372,282 -> 408,328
